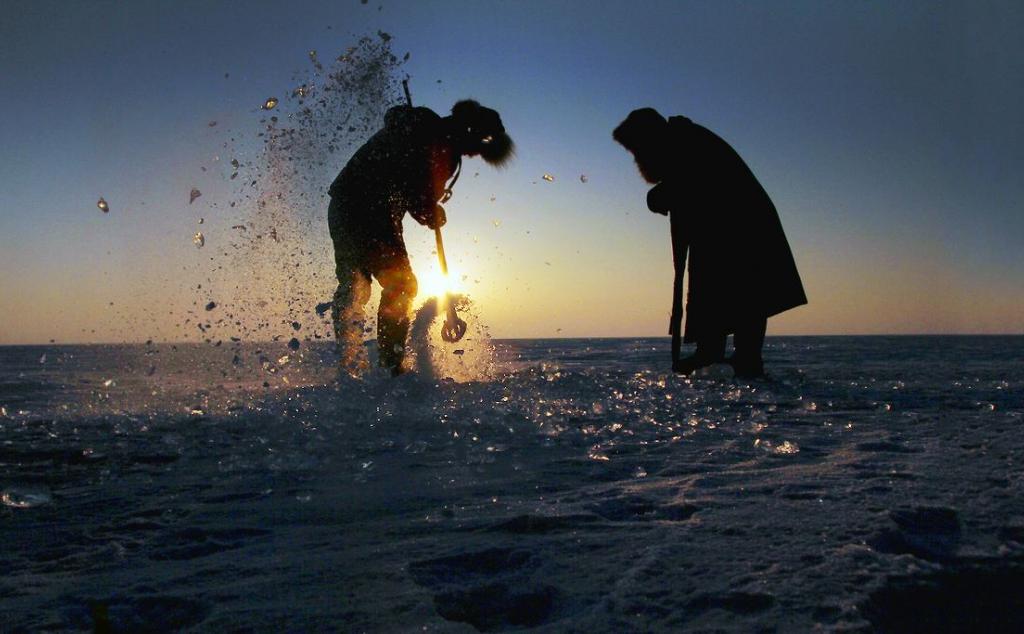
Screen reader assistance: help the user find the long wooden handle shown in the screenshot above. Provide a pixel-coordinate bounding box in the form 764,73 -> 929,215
434,227 -> 448,276
669,209 -> 687,364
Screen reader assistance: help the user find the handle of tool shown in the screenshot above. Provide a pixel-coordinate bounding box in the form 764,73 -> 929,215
403,78 -> 413,108
403,78 -> 450,277
669,209 -> 687,365
434,226 -> 449,276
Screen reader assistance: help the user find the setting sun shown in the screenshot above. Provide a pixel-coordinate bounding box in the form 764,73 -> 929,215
415,258 -> 464,304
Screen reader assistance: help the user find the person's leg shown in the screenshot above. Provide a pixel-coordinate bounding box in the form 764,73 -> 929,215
730,314 -> 767,378
696,333 -> 728,364
673,332 -> 727,374
372,247 -> 418,374
331,269 -> 372,375
328,198 -> 373,375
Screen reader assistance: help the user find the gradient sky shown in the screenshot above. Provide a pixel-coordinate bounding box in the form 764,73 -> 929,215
2,1 -> 1023,344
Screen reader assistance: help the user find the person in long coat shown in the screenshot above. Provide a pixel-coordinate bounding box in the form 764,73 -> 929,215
613,108 -> 806,377
328,100 -> 512,374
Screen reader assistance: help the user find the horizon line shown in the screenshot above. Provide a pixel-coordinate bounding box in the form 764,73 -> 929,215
2,333 -> 1024,347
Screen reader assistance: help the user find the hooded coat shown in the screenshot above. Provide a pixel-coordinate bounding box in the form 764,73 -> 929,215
328,105 -> 458,245
652,117 -> 807,343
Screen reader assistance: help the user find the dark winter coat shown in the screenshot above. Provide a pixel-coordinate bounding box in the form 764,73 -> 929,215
650,117 -> 807,342
328,106 -> 458,249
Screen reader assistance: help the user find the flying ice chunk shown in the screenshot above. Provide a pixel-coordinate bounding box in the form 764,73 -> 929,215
542,173 -> 555,182
263,97 -> 279,110
308,50 -> 323,71
193,231 -> 205,248
189,188 -> 202,204
580,174 -> 588,183
231,158 -> 240,169
97,197 -> 109,213
337,46 -> 356,63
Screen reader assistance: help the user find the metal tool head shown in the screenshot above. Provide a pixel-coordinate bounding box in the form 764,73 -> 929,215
441,315 -> 467,343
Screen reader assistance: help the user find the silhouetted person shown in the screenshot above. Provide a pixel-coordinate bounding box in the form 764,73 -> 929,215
614,108 -> 807,377
328,100 -> 512,374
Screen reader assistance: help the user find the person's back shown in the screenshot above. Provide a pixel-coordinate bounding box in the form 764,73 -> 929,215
664,117 -> 806,324
329,105 -> 456,239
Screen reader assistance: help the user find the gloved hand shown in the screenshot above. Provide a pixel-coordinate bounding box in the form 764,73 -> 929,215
426,204 -> 447,230
646,183 -> 673,216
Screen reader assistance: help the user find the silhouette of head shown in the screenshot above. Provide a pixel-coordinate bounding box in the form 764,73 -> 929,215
613,108 -> 670,184
449,100 -> 514,166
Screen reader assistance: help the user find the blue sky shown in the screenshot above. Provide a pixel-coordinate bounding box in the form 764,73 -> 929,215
2,1 -> 1022,343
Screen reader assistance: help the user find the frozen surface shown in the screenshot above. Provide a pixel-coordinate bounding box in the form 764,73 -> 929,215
2,336 -> 1024,631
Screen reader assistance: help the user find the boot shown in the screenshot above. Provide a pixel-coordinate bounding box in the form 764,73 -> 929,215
377,316 -> 410,374
672,351 -> 723,375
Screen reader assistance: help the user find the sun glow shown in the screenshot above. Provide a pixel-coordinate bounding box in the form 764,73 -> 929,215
415,260 -> 465,303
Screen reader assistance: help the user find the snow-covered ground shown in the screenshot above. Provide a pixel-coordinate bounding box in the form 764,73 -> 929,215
2,336 -> 1023,631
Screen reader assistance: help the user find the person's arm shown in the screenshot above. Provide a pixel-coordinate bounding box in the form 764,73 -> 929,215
647,182 -> 676,215
409,202 -> 446,229
403,145 -> 450,229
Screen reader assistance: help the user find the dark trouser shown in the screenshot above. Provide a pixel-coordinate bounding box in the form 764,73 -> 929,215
694,315 -> 767,362
684,314 -> 767,377
329,198 -> 417,373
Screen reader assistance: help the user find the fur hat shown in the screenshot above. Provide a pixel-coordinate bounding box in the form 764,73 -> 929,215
613,107 -> 667,151
451,100 -> 514,166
